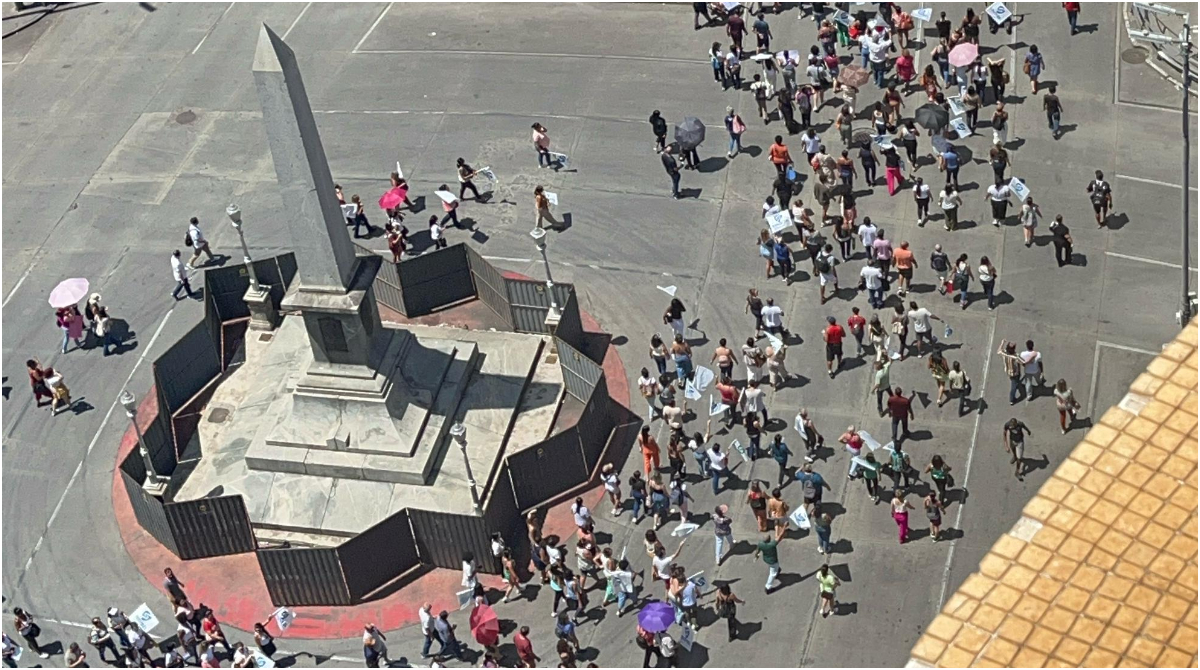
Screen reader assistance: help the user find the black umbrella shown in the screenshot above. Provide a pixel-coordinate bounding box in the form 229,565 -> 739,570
914,104 -> 950,132
674,117 -> 706,150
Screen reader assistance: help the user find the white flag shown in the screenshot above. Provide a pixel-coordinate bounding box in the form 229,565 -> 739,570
766,209 -> 793,234
545,191 -> 559,207
685,380 -> 702,401
457,588 -> 474,610
790,506 -> 811,530
252,651 -> 277,668
709,395 -> 729,417
1008,177 -> 1030,203
657,285 -> 678,297
131,603 -> 160,634
985,1 -> 1012,24
671,522 -> 700,537
730,439 -> 748,461
395,161 -> 404,180
679,623 -> 695,651
857,430 -> 882,452
435,190 -> 458,205
273,607 -> 294,632
794,414 -> 808,440
688,571 -> 707,588
766,332 -> 784,351
340,203 -> 357,220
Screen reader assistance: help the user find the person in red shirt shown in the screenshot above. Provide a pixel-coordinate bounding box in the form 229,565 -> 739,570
846,307 -> 867,357
768,136 -> 792,175
887,387 -> 915,443
200,613 -> 232,655
1063,2 -> 1080,35
823,316 -> 846,378
638,425 -> 661,476
515,626 -> 539,668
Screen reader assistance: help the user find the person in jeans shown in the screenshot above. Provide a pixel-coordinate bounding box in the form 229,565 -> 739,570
999,340 -> 1024,404
713,504 -> 734,564
649,110 -> 668,153
724,106 -> 745,157
754,535 -> 782,593
872,360 -> 892,416
1018,340 -> 1045,401
813,512 -> 833,554
886,386 -> 914,443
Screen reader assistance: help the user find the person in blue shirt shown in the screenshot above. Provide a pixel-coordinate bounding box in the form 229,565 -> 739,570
769,434 -> 792,487
795,463 -> 827,516
938,146 -> 960,188
773,237 -> 794,285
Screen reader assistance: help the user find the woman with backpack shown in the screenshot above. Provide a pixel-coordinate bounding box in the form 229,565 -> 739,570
952,254 -> 974,309
724,106 -> 746,158
924,492 -> 944,541
924,455 -> 953,505
747,480 -> 769,531
714,584 -> 746,642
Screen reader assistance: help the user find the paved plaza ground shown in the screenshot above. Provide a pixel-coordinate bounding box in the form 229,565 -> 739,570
2,1 -> 1197,667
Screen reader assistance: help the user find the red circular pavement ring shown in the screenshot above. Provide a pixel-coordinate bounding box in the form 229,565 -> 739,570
112,281 -> 630,640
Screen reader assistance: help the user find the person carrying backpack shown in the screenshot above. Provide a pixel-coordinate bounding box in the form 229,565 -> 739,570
888,443 -> 913,490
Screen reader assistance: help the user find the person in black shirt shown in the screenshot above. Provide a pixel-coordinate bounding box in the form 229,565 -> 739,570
1086,169 -> 1113,226
1050,215 -> 1072,267
693,2 -> 711,30
1043,86 -> 1063,139
649,110 -> 668,153
662,146 -> 681,199
935,12 -> 952,41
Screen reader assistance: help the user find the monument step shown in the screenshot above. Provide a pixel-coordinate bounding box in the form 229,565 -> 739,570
253,526 -> 344,549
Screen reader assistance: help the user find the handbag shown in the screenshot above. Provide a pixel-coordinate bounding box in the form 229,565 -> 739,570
1022,60 -> 1031,75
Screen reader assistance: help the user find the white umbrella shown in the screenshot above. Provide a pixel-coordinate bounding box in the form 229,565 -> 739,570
48,278 -> 89,308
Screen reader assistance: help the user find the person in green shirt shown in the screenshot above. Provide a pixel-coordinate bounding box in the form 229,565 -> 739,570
924,454 -> 953,504
754,535 -> 781,593
860,452 -> 881,503
872,360 -> 892,417
817,564 -> 841,618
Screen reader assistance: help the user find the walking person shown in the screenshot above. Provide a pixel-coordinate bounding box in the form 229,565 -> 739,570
859,141 -> 878,186
814,511 -> 833,554
1064,1 -> 1081,34
1043,85 -> 1064,139
938,145 -> 960,189
887,386 -> 914,443
532,122 -> 554,168
534,185 -> 562,229
428,215 -> 448,249
754,534 -> 782,593
638,367 -> 661,422
907,301 -> 943,357
860,453 -> 882,502
747,481 -> 769,532
713,504 -> 734,565
990,102 -> 1009,146
709,41 -> 727,86
1087,170 -> 1114,227
882,145 -> 904,196
725,107 -> 746,157
714,584 -> 746,642
988,140 -> 1010,183
1003,417 -> 1033,481
185,217 -> 215,268
1050,215 -> 1073,266
817,565 -> 841,617
171,250 -> 197,300
1024,45 -> 1046,94
662,145 -> 682,199
847,307 -> 866,356
1020,196 -> 1042,247
707,442 -> 731,494
952,254 -> 974,309
868,315 -> 887,363
891,491 -> 915,544
928,351 -> 951,407
888,442 -> 913,491
925,492 -> 944,541
985,177 -> 1012,227
912,178 -> 931,225
893,241 -> 916,296
1018,339 -> 1045,401
1054,379 -> 1083,433
649,110 -> 669,152
962,86 -> 981,131
861,260 -> 885,309
56,305 -> 84,354
924,455 -> 953,505
948,361 -> 972,416
978,256 -> 998,310
872,359 -> 892,417
751,75 -> 774,122
638,426 -> 661,476
437,185 -> 461,227
823,316 -> 845,378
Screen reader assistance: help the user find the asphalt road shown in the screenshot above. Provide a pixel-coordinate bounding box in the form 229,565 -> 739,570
2,2 -> 1197,667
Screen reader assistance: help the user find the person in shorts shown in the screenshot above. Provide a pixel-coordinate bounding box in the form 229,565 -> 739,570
1003,418 -> 1031,481
1086,169 -> 1113,226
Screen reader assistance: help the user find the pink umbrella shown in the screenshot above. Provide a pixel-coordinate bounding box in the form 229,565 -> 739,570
948,42 -> 978,68
378,186 -> 408,210
48,278 -> 89,308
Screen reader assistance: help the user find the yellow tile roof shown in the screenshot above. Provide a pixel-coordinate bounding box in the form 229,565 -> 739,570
910,322 -> 1198,669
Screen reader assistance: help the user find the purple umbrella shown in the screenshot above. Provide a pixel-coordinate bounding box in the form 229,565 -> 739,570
637,601 -> 676,633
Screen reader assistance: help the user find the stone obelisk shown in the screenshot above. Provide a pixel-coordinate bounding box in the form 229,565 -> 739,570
252,24 -> 399,395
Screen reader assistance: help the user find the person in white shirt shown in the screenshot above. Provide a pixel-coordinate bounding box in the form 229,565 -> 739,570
741,379 -> 768,424
760,297 -> 785,336
906,300 -> 943,358
1018,339 -> 1044,401
186,217 -> 216,268
638,367 -> 662,421
762,196 -> 781,218
604,559 -> 639,615
707,443 -> 731,494
984,178 -> 1012,226
912,178 -> 932,224
571,498 -> 592,530
867,30 -> 892,87
858,217 -> 878,249
419,603 -> 440,658
939,185 -> 963,231
860,260 -> 885,309
800,129 -> 822,162
428,215 -> 448,249
171,250 -> 196,300
742,337 -> 765,382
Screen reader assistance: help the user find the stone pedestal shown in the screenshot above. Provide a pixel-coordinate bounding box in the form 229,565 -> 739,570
544,308 -> 561,358
245,285 -> 278,331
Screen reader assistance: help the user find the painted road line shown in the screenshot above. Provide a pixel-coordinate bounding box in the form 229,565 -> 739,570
17,309 -> 173,581
1105,251 -> 1199,271
281,1 -> 311,40
351,2 -> 392,54
1115,173 -> 1199,191
192,2 -> 235,55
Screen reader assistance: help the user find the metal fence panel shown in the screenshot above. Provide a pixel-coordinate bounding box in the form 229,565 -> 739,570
397,244 -> 474,316
506,278 -> 575,333
354,242 -> 407,317
164,495 -> 256,559
555,291 -> 585,353
576,376 -> 613,472
408,509 -> 494,573
258,546 -> 351,606
506,428 -> 589,511
482,462 -> 522,568
119,460 -> 179,556
153,321 -> 222,415
556,337 -> 603,402
337,509 -> 421,602
466,246 -> 514,329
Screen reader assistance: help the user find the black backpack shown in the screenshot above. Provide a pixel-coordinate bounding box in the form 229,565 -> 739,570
817,258 -> 832,275
184,233 -> 193,247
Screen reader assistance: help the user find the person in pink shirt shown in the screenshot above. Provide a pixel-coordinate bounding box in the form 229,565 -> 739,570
532,122 -> 554,168
895,48 -> 915,90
